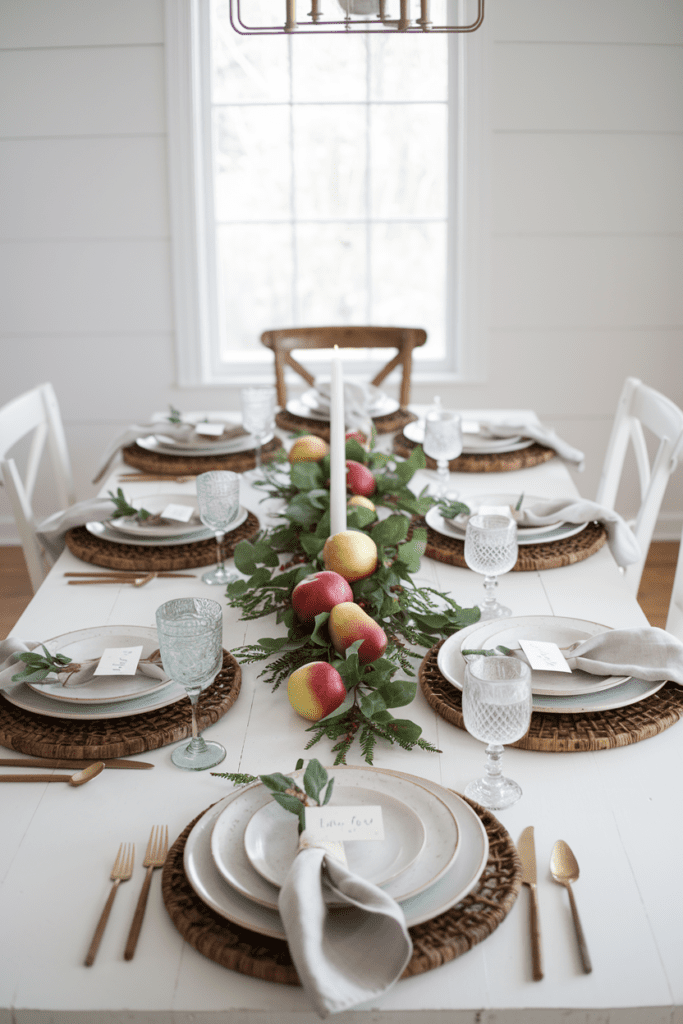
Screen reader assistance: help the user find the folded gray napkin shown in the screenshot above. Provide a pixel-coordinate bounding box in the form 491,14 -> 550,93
36,497 -> 116,564
563,627 -> 683,686
478,421 -> 585,469
511,498 -> 640,569
278,830 -> 412,1018
312,380 -> 376,434
92,422 -> 196,483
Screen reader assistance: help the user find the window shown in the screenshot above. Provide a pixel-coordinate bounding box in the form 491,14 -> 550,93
165,0 -> 485,387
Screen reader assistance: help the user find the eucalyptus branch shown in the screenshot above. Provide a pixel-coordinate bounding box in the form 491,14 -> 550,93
107,488 -> 154,522
211,758 -> 334,832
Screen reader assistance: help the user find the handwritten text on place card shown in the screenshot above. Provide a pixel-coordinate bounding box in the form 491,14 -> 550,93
518,639 -> 572,673
304,805 -> 385,842
194,422 -> 225,436
94,646 -> 144,676
478,505 -> 513,518
160,503 -> 195,523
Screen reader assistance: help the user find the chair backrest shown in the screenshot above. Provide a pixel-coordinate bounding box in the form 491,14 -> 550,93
596,377 -> 683,594
666,530 -> 683,642
260,326 -> 428,409
0,382 -> 76,592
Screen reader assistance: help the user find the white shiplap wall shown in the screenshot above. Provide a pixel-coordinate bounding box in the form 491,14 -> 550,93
0,0 -> 682,539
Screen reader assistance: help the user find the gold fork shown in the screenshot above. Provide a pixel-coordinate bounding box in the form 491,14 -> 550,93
124,825 -> 169,960
85,843 -> 135,966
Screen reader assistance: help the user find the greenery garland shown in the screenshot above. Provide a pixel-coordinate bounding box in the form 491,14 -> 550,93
227,433 -> 479,764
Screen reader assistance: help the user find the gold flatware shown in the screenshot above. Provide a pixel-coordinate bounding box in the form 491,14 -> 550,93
117,474 -> 196,483
64,572 -> 195,579
67,573 -> 160,587
518,825 -> 543,981
550,840 -> 592,973
85,843 -> 135,966
0,758 -> 153,770
0,762 -> 105,785
124,825 -> 169,960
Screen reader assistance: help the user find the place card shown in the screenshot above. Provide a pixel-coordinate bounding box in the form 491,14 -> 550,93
160,503 -> 195,523
194,422 -> 225,436
518,639 -> 572,673
94,646 -> 144,676
478,504 -> 513,518
304,805 -> 385,842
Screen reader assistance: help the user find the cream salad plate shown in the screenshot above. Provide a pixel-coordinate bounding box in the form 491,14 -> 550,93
149,412 -> 273,454
425,494 -> 587,546
185,767 -> 488,940
404,421 -> 535,455
437,619 -> 666,713
106,494 -> 206,540
86,505 -> 248,547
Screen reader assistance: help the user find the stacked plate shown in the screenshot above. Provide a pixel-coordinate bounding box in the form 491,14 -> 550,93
425,493 -> 586,547
404,421 -> 534,456
2,626 -> 186,720
184,765 -> 490,940
438,616 -> 666,714
85,494 -> 248,548
139,413 -> 272,457
287,387 -> 399,422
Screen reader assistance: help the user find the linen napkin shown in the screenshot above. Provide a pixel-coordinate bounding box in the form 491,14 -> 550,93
92,422 -> 196,482
36,497 -> 117,564
563,627 -> 683,687
510,498 -> 640,569
311,380 -> 377,434
477,421 -> 585,469
278,829 -> 413,1018
0,637 -> 168,691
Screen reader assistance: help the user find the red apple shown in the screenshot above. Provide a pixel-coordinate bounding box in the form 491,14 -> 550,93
329,602 -> 388,664
287,662 -> 347,721
345,430 -> 368,446
346,460 -> 376,497
291,570 -> 354,623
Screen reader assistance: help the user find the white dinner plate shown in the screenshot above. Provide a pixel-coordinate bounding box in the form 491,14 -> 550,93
106,495 -> 206,539
287,389 -> 399,423
243,784 -> 426,890
403,420 -> 535,455
137,433 -> 272,457
436,620 -> 666,713
85,505 -> 249,547
24,626 -> 171,703
460,616 -> 630,696
208,767 -> 459,912
425,506 -> 587,547
185,767 -> 488,939
444,494 -> 564,536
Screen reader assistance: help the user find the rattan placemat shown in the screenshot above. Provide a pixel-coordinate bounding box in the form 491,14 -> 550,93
122,436 -> 283,475
276,407 -> 417,440
419,641 -> 683,752
64,513 -> 260,571
161,792 -> 521,985
0,651 -> 240,759
394,434 -> 555,473
416,516 -> 608,571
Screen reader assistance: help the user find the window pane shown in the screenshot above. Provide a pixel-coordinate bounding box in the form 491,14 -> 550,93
293,105 -> 367,220
369,32 -> 447,101
214,107 -> 292,221
371,103 -> 447,219
212,1 -> 290,103
291,34 -> 368,103
296,223 -> 369,324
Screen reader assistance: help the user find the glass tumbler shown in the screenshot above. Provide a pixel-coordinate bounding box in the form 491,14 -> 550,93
196,471 -> 240,586
156,597 -> 226,770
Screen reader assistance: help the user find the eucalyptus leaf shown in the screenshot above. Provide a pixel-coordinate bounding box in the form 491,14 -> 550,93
233,540 -> 258,575
259,772 -> 296,793
303,759 -> 328,802
310,611 -> 331,646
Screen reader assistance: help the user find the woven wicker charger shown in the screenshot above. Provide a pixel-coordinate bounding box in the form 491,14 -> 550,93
419,641 -> 683,752
394,434 -> 555,473
122,436 -> 283,475
161,793 -> 522,986
64,512 -> 260,572
276,407 -> 417,440
416,515 -> 608,571
0,651 -> 240,759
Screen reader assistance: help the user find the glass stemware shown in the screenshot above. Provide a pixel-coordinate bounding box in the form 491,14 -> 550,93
196,471 -> 240,586
464,513 -> 518,619
155,597 -> 226,770
462,655 -> 532,809
422,408 -> 463,499
241,386 -> 276,476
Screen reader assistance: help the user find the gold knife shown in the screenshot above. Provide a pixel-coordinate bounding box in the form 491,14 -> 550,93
518,825 -> 543,981
0,758 -> 154,770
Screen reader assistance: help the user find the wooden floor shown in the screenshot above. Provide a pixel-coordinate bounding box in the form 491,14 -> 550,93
0,543 -> 679,639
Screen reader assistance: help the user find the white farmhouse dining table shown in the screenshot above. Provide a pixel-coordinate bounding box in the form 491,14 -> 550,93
1,410 -> 682,1024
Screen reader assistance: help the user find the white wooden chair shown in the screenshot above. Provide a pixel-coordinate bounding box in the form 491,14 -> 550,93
665,529 -> 683,642
597,377 -> 683,594
0,383 -> 76,592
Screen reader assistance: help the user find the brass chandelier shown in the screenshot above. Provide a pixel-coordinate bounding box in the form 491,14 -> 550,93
229,0 -> 484,35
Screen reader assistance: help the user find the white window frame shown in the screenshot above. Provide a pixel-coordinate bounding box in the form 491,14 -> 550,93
164,0 -> 487,389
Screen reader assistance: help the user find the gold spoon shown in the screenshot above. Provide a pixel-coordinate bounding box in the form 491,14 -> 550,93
0,762 -> 105,786
550,840 -> 592,973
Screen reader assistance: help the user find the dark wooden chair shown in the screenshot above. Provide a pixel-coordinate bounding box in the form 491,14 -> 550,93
260,326 -> 427,410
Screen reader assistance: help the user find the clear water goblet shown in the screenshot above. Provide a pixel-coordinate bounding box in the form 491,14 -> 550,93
462,655 -> 532,809
241,386 -> 276,476
464,513 -> 518,619
196,471 -> 240,586
422,409 -> 463,499
155,597 -> 226,770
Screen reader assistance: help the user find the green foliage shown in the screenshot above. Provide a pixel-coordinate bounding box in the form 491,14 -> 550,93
212,758 -> 333,833
107,488 -> 152,521
11,645 -> 73,683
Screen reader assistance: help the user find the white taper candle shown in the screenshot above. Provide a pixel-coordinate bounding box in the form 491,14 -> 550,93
329,347 -> 347,536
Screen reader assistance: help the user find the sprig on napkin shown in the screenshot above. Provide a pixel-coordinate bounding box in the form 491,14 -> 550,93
167,404 -> 183,423
11,646 -> 73,683
213,757 -> 335,833
437,499 -> 470,520
461,645 -> 515,658
107,488 -> 155,522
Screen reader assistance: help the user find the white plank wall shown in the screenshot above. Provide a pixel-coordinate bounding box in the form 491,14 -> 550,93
0,0 -> 682,536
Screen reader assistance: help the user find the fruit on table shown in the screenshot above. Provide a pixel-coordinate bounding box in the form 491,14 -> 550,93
348,494 -> 376,513
345,430 -> 368,446
323,530 -> 378,582
291,570 -> 354,623
287,662 -> 347,721
329,602 -> 388,664
289,435 -> 330,463
346,460 -> 376,497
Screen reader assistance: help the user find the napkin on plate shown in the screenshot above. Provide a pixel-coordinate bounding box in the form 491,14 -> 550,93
311,380 -> 377,434
278,829 -> 412,1018
510,498 -> 640,568
36,497 -> 117,564
477,421 -> 585,469
0,637 -> 167,691
92,422 -> 197,483
563,627 -> 683,686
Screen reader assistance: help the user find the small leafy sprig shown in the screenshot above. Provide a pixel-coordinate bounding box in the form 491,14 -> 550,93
107,488 -> 152,521
212,758 -> 333,832
11,646 -> 73,683
167,404 -> 182,423
437,498 -> 470,520
461,645 -> 515,657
